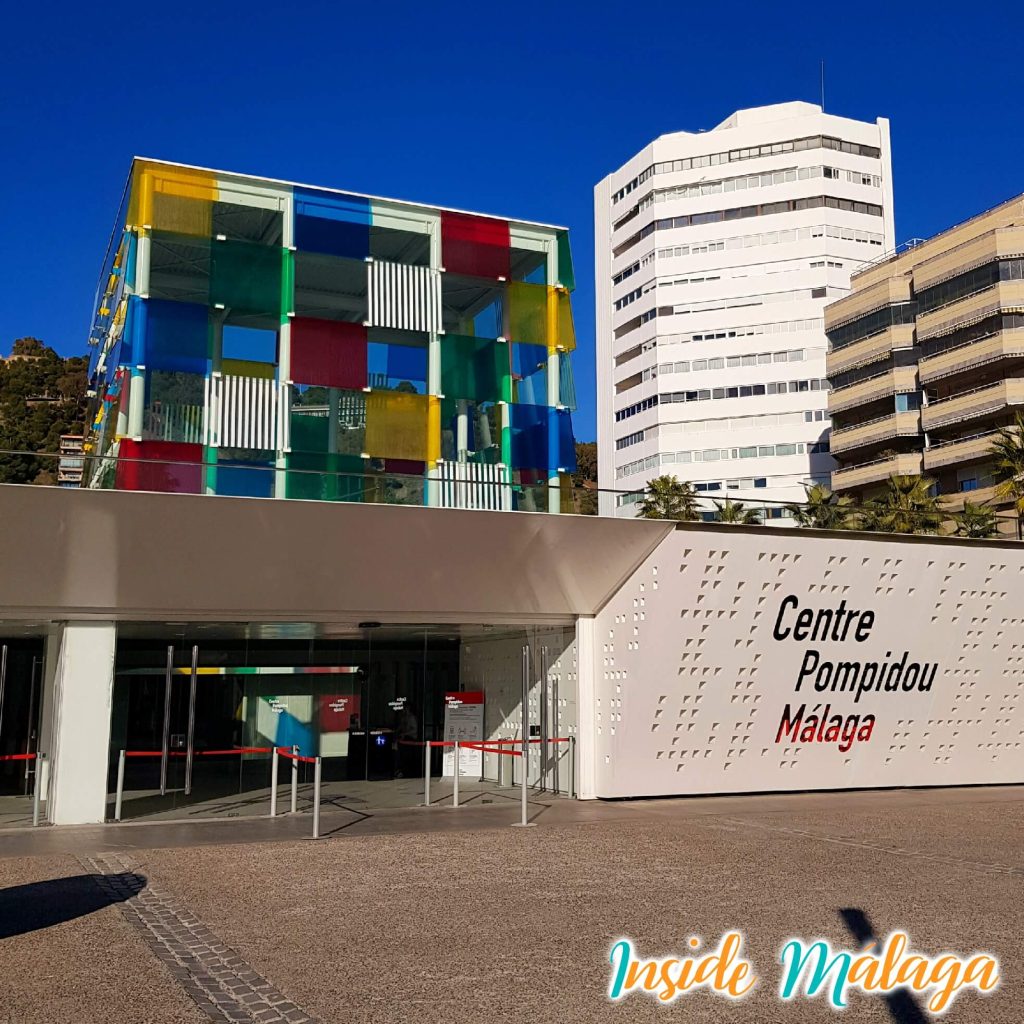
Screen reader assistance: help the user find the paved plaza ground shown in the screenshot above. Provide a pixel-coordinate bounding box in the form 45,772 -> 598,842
0,785 -> 1021,1023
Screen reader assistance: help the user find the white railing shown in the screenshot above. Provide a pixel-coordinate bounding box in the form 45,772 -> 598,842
437,460 -> 512,511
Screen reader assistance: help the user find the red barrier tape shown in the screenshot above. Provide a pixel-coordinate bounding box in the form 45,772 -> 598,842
398,737 -> 571,748
275,747 -> 317,764
0,753 -> 36,762
463,742 -> 522,757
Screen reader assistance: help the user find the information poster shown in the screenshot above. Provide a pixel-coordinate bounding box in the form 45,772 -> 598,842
442,691 -> 484,777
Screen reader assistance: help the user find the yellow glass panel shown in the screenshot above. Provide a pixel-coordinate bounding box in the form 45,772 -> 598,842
365,391 -> 431,462
427,395 -> 441,466
221,358 -> 275,380
128,161 -> 218,236
556,288 -> 576,353
507,282 -> 549,347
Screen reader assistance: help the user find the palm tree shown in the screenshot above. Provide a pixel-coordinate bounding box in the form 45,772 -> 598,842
637,475 -> 700,521
788,482 -> 856,529
954,501 -> 999,539
989,411 -> 1024,537
712,498 -> 762,525
869,474 -> 945,534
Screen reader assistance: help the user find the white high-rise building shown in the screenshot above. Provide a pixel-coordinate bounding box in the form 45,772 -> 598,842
595,101 -> 895,520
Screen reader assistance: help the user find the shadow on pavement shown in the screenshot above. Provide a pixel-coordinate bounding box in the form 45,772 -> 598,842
839,907 -> 928,1024
0,873 -> 145,939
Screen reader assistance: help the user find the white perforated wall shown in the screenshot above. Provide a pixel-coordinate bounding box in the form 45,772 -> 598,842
592,526 -> 1024,798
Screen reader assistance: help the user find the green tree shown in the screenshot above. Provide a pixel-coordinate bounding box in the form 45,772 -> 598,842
571,441 -> 598,515
954,501 -> 999,539
869,474 -> 945,535
788,482 -> 856,529
712,498 -> 762,525
0,338 -> 88,484
990,411 -> 1024,536
637,475 -> 700,521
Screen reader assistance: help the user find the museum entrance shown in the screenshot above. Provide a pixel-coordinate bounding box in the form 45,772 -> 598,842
107,622 -> 577,822
0,633 -> 45,827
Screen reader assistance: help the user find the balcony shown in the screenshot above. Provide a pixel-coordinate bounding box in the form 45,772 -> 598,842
913,226 -> 1024,291
918,330 -> 1024,384
917,280 -> 1024,342
832,452 -> 924,492
921,378 -> 1024,431
828,365 -> 919,414
825,275 -> 913,332
827,324 -> 915,377
830,411 -> 922,455
923,430 -> 1001,471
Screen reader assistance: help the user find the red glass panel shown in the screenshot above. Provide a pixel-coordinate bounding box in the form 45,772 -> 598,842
441,212 -> 510,279
116,439 -> 203,494
291,318 -> 368,389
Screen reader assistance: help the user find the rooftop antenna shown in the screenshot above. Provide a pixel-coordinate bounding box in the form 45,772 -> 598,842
820,59 -> 826,112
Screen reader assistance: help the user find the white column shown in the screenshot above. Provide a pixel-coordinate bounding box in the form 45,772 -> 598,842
426,216 -> 443,507
547,238 -> 563,514
44,622 -> 117,825
574,615 -> 598,799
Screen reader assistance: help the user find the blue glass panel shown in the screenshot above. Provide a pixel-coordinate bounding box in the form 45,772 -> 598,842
294,187 -> 371,260
216,460 -> 275,498
508,403 -> 548,470
144,298 -> 209,374
554,408 -> 577,472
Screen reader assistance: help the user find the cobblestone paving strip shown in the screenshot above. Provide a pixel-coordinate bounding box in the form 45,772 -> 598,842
79,853 -> 321,1024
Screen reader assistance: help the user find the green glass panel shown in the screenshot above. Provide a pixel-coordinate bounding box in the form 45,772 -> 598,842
557,230 -> 575,291
285,452 -> 365,502
210,239 -> 284,315
440,334 -> 509,403
290,408 -> 330,452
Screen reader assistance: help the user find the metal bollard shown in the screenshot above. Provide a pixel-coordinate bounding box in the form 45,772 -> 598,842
270,747 -> 279,818
33,753 -> 46,827
423,741 -> 431,807
290,745 -> 298,814
312,757 -> 322,839
453,742 -> 460,808
114,750 -> 126,822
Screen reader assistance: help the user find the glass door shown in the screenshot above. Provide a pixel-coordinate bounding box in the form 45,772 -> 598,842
0,638 -> 44,826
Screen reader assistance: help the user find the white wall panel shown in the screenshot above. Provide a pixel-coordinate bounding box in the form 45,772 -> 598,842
594,525 -> 1024,797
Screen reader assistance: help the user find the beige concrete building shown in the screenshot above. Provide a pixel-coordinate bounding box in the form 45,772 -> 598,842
824,194 -> 1024,517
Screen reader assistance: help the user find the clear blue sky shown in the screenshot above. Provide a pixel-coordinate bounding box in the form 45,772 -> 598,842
2,0 -> 1022,441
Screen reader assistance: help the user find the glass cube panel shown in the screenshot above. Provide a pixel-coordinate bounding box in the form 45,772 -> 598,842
210,239 -> 285,316
441,211 -> 510,279
365,391 -> 436,462
291,318 -> 367,389
508,403 -> 549,470
144,298 -> 210,374
557,230 -> 575,290
507,282 -> 550,347
294,187 -> 370,260
441,334 -> 509,403
512,343 -> 547,406
116,439 -> 203,494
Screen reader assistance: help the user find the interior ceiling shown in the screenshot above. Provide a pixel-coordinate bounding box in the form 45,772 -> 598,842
46,621 -> 565,644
